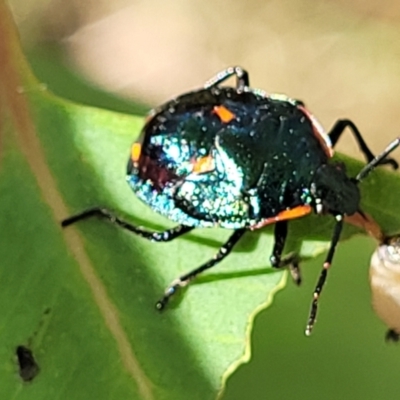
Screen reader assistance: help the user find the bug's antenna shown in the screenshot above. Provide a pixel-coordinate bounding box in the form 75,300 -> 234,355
356,138 -> 400,182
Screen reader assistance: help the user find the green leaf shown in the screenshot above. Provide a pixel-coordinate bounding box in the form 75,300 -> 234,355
2,2 -> 400,399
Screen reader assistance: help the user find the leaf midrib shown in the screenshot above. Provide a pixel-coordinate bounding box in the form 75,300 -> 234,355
0,2 -> 154,398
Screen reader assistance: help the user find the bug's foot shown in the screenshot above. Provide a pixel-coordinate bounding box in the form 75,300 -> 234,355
155,279 -> 187,311
305,320 -> 315,337
271,253 -> 302,285
61,207 -> 108,227
379,157 -> 399,170
305,293 -> 319,336
288,260 -> 302,286
385,329 -> 400,342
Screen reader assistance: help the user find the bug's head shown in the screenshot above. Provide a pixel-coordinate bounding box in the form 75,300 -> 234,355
312,162 -> 360,216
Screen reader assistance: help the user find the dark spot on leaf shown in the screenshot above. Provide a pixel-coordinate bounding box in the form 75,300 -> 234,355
16,345 -> 39,382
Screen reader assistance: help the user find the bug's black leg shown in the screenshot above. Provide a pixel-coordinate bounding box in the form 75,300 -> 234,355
62,207 -> 193,242
328,119 -> 398,169
156,229 -> 246,310
270,221 -> 301,285
385,329 -> 400,342
305,214 -> 344,336
294,99 -> 305,107
356,137 -> 400,182
204,66 -> 249,91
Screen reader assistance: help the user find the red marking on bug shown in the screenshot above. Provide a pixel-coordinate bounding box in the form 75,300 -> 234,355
213,105 -> 235,123
192,155 -> 215,174
345,211 -> 383,241
298,105 -> 334,158
250,204 -> 312,230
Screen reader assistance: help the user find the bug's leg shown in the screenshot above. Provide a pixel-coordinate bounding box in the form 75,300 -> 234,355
356,137 -> 400,182
61,207 -> 193,242
306,214 -> 344,336
270,221 -> 301,285
294,99 -> 305,107
385,329 -> 400,342
204,66 -> 249,91
328,119 -> 398,169
156,229 -> 246,310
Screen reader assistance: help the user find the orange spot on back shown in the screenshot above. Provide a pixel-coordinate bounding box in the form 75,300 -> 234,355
131,143 -> 142,163
213,105 -> 235,123
192,155 -> 215,174
251,204 -> 312,230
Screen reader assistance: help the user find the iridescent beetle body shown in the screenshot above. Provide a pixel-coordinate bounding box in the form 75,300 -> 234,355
127,87 -> 339,230
62,67 -> 399,335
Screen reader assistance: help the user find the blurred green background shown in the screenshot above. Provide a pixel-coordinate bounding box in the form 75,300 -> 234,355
9,0 -> 400,398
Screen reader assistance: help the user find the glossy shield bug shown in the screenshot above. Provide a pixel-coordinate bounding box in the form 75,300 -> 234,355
62,67 -> 400,335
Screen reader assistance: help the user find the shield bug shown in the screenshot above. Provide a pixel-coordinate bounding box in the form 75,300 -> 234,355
62,66 -> 400,335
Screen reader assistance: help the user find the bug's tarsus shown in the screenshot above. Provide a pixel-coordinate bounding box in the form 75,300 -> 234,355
61,207 -> 104,227
305,215 -> 344,335
287,257 -> 301,285
61,207 -> 193,242
156,280 -> 183,311
356,137 -> 400,182
204,66 -> 249,91
328,119 -> 399,169
155,229 -> 246,309
270,221 -> 302,285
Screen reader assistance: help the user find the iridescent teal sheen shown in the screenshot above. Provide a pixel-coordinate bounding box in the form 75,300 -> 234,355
126,87 -> 338,229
